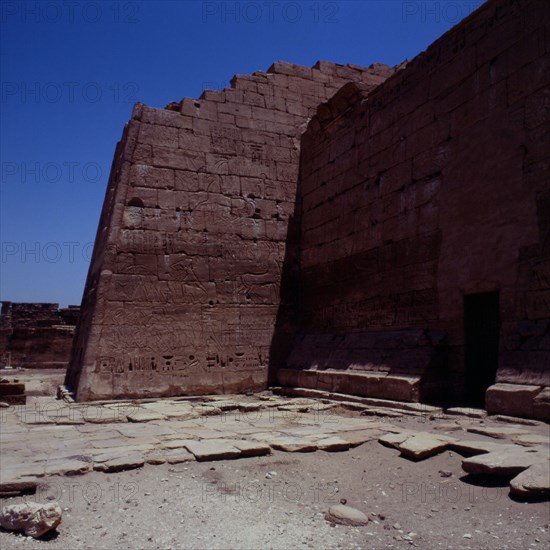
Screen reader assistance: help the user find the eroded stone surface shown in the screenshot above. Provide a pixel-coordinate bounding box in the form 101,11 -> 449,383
486,384 -> 542,419
379,432 -> 414,449
183,440 -> 242,461
462,448 -> 547,477
509,462 -> 550,498
315,436 -> 351,452
396,434 -> 454,460
447,439 -> 503,456
127,410 -> 167,423
230,440 -> 272,457
467,426 -> 530,440
512,434 -> 550,447
94,454 -> 145,473
43,458 -> 92,476
270,436 -> 318,453
446,408 -> 487,419
163,448 -> 195,464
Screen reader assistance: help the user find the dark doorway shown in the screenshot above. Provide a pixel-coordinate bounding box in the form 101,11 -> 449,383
463,292 -> 500,407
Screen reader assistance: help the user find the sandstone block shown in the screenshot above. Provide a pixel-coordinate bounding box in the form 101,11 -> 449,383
533,387 -> 550,422
183,439 -> 242,461
509,462 -> 550,498
485,383 -> 542,418
462,448 -> 546,477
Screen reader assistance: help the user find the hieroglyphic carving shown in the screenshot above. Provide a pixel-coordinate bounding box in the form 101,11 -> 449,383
67,60 -> 401,400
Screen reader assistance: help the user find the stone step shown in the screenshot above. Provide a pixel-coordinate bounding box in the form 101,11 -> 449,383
271,386 -> 442,415
277,368 -> 422,402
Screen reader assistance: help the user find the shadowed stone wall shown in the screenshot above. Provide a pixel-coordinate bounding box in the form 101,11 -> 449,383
279,0 -> 549,419
65,61 -> 397,400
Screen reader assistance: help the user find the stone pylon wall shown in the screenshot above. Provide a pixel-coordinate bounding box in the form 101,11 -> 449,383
280,0 -> 549,418
65,61 -> 397,401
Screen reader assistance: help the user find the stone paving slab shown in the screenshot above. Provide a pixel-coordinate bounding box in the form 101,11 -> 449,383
144,452 -> 166,465
94,454 -> 145,473
396,434 -> 455,459
379,431 -> 414,448
270,436 -> 318,452
467,426 -> 530,439
182,439 -> 242,461
510,462 -> 550,497
42,458 -> 92,476
140,403 -> 199,420
446,407 -> 487,418
447,439 -> 504,455
337,428 -> 384,447
163,448 -> 195,464
1,393 -> 548,500
512,434 -> 550,447
114,423 -> 176,438
315,436 -> 351,452
462,448 -> 548,476
230,440 -> 271,457
127,410 -> 167,423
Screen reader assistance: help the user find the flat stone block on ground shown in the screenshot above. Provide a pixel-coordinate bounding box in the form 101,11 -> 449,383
183,439 -> 242,461
315,436 -> 351,452
509,462 -> 550,498
126,410 -> 167,423
378,432 -> 414,449
337,429 -> 382,447
43,458 -> 92,476
93,454 -> 145,473
467,426 -> 530,439
447,439 -> 504,456
462,448 -> 547,476
0,478 -> 39,497
446,407 -> 487,418
485,383 -> 542,418
269,436 -> 318,452
230,440 -> 271,457
396,433 -> 454,460
163,448 -> 195,464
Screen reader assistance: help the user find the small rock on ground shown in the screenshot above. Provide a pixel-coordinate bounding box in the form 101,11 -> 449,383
326,504 -> 369,526
0,501 -> 62,538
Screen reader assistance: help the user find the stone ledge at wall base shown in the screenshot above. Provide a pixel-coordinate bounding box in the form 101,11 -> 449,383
72,368 -> 268,402
485,383 -> 550,422
0,379 -> 26,405
277,368 -> 421,402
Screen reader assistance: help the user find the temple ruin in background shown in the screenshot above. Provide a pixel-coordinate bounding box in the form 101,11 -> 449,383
65,0 -> 549,420
0,302 -> 79,369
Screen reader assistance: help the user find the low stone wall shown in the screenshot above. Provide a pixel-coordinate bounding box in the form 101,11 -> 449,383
0,302 -> 79,369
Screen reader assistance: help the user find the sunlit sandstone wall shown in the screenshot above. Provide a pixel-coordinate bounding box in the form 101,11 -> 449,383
65,61 -> 397,401
279,0 -> 549,418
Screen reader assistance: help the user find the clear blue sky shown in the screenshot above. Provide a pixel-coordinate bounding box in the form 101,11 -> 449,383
0,0 -> 484,307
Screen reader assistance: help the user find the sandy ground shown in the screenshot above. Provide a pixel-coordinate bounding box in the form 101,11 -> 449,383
0,369 -> 548,549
